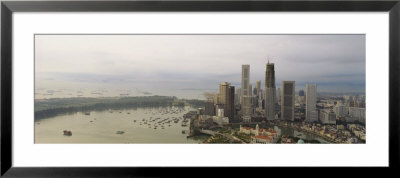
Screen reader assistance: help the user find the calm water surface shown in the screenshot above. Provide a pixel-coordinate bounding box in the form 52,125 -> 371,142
35,106 -> 206,144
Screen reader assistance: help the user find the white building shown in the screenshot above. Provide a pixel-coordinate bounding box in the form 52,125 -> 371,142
320,109 -> 336,124
212,108 -> 229,125
348,107 -> 366,123
212,116 -> 229,126
239,124 -> 279,143
335,104 -> 348,118
306,83 -> 318,122
217,108 -> 224,117
242,116 -> 251,123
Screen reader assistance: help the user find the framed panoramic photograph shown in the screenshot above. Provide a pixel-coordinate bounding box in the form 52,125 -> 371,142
1,0 -> 399,177
33,34 -> 366,144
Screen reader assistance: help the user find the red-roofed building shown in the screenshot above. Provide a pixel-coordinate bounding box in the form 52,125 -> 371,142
239,124 -> 279,143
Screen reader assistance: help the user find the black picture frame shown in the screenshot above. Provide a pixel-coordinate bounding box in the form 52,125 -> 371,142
1,0 -> 399,177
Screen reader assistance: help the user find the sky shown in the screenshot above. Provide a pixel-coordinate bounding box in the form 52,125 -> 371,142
35,35 -> 365,99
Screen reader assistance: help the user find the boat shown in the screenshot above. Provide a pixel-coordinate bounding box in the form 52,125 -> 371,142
116,131 -> 125,134
84,112 -> 90,115
63,130 -> 72,136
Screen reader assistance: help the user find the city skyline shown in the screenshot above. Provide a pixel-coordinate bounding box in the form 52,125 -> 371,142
34,35 -> 366,144
35,35 -> 365,98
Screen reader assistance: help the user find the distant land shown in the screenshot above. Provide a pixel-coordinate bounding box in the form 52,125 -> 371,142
35,95 -> 205,120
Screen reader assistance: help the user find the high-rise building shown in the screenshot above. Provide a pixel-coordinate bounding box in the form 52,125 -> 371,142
241,65 -> 250,97
219,82 -> 235,121
248,84 -> 253,97
258,90 -> 263,109
248,84 -> 254,108
219,82 -> 229,105
241,96 -> 253,116
241,65 -> 252,116
204,99 -> 215,116
276,87 -> 281,105
235,88 -> 241,105
299,89 -> 305,96
213,93 -> 219,105
256,80 -> 261,94
281,81 -> 295,121
254,80 -> 262,108
252,89 -> 258,107
228,85 -> 235,121
335,104 -> 348,118
320,109 -> 336,124
306,83 -> 317,122
265,61 -> 276,120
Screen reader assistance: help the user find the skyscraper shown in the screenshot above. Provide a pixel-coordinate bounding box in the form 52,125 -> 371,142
235,88 -> 241,105
256,80 -> 261,94
204,99 -> 215,116
241,65 -> 252,116
299,89 -> 305,96
265,61 -> 276,120
281,81 -> 295,121
219,82 -> 229,105
219,82 -> 235,121
276,87 -> 281,105
255,80 -> 261,108
228,85 -> 235,121
248,84 -> 252,97
241,65 -> 250,97
306,83 -> 318,122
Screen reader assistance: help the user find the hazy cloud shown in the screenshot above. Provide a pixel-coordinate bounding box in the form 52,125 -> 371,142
35,34 -> 365,95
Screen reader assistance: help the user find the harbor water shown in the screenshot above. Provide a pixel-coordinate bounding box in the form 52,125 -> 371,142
35,106 -> 205,144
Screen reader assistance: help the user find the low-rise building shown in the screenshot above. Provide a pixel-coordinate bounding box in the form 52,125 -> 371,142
212,116 -> 229,126
251,135 -> 273,144
239,124 -> 279,143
